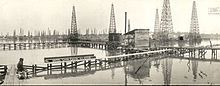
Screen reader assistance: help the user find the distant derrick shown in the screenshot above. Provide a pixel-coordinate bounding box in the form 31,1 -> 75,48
108,4 -> 121,50
109,4 -> 117,34
153,9 -> 160,39
160,0 -> 174,40
189,1 -> 201,41
70,6 -> 78,42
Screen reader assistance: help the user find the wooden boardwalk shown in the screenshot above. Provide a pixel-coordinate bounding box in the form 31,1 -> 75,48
1,49 -> 173,85
2,65 -> 24,85
1,48 -> 220,85
159,46 -> 220,50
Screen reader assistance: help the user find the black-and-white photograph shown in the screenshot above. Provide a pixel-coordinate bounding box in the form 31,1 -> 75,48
0,0 -> 220,85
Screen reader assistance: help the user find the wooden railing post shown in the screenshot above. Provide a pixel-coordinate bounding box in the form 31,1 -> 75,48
64,62 -> 67,69
4,66 -> 7,75
32,65 -> 35,75
75,61 -> 77,69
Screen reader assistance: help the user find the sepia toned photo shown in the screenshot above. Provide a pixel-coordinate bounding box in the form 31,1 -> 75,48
0,0 -> 220,85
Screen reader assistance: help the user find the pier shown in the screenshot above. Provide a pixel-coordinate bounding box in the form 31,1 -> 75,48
0,42 -> 69,50
1,49 -> 173,85
159,46 -> 220,59
0,40 -> 110,51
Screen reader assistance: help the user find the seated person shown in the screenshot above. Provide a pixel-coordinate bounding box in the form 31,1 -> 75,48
17,58 -> 24,72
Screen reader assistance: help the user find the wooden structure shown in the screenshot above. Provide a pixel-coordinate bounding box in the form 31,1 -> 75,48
1,49 -> 173,83
0,42 -> 69,50
44,54 -> 96,63
24,49 -> 172,79
0,65 -> 7,76
159,46 -> 220,59
0,40 -> 109,51
0,65 -> 7,85
124,29 -> 150,49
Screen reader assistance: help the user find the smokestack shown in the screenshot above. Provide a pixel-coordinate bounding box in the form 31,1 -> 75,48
125,12 -> 127,34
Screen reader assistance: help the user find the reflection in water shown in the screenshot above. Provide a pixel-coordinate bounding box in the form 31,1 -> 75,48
70,44 -> 78,55
187,60 -> 191,72
44,68 -> 96,80
126,58 -> 151,84
160,41 -> 175,47
106,50 -> 122,56
111,68 -> 115,79
153,59 -> 160,72
177,40 -> 186,47
191,59 -> 198,80
162,58 -> 173,85
189,40 -> 202,47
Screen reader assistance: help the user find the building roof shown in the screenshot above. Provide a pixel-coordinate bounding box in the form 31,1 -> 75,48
124,29 -> 150,35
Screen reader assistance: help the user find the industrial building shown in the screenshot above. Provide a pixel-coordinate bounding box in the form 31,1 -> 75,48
124,29 -> 150,49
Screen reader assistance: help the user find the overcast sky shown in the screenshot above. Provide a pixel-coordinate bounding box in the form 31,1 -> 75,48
0,0 -> 219,35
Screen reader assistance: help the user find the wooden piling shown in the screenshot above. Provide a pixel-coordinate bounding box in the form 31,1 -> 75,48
3,44 -> 5,50
64,62 -> 67,69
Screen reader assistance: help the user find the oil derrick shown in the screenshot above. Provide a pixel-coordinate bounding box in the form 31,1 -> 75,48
48,28 -> 51,42
69,6 -> 78,43
19,28 -> 24,42
108,4 -> 121,50
28,30 -> 31,43
189,1 -> 201,42
153,9 -> 160,39
160,0 -> 174,41
13,30 -> 16,43
109,4 -> 116,34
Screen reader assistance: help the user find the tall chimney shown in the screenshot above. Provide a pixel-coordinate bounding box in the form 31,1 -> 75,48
125,12 -> 127,34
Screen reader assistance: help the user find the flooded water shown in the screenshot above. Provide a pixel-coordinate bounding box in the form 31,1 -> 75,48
0,40 -> 220,85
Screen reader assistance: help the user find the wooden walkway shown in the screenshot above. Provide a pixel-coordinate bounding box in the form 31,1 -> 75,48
1,49 -> 173,85
2,65 -> 23,85
159,46 -> 220,50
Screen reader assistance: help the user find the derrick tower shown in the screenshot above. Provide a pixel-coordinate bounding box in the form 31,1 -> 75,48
109,4 -> 116,34
70,6 -> 78,42
189,1 -> 201,41
160,0 -> 173,40
108,4 -> 121,50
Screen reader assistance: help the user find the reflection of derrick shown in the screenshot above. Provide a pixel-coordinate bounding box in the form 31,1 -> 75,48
111,67 -> 115,79
44,69 -> 96,80
191,60 -> 198,80
127,58 -> 151,79
162,58 -> 173,85
70,44 -> 78,55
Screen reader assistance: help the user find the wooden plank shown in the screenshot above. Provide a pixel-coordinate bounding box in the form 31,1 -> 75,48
44,54 -> 96,63
159,46 -> 220,50
106,49 -> 172,59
